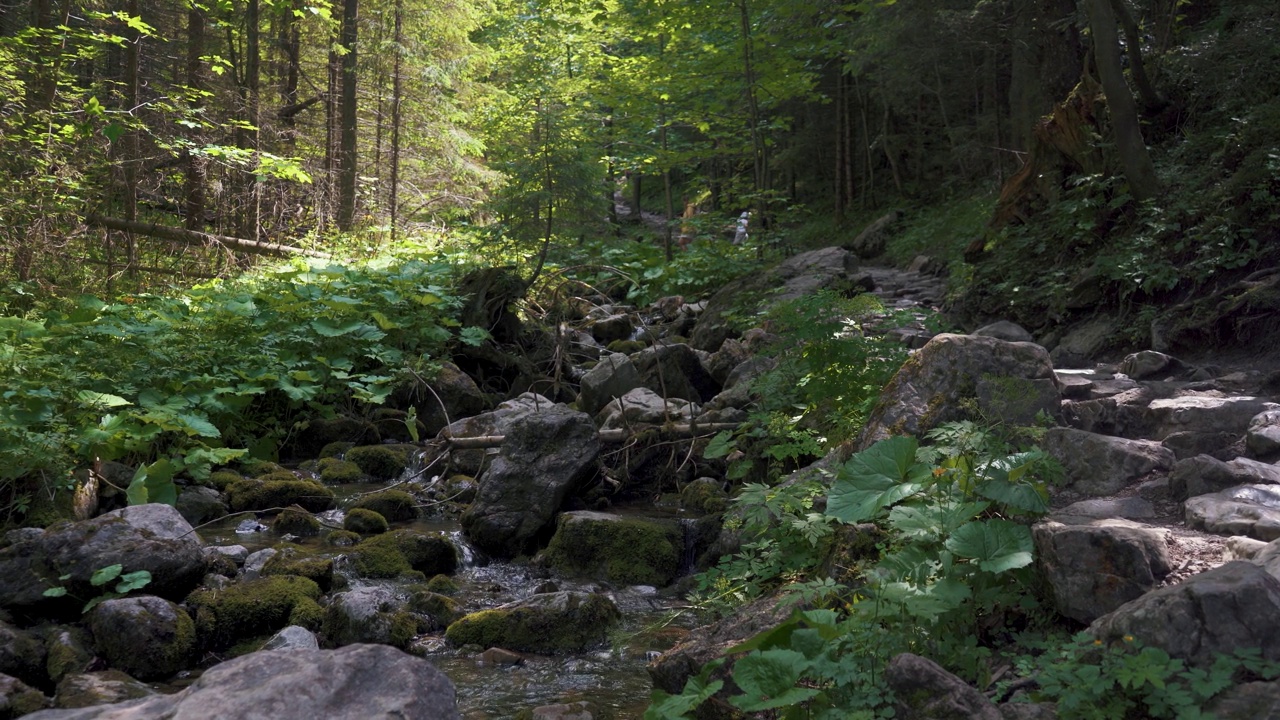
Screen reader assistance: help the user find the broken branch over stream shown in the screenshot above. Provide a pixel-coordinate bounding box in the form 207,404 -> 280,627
439,423 -> 742,449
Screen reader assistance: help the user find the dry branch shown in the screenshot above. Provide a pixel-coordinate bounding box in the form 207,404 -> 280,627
441,423 -> 742,449
85,215 -> 331,259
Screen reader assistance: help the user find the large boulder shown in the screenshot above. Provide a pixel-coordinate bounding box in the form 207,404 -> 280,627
1247,409 -> 1280,458
885,653 -> 1002,720
186,575 -> 323,651
389,360 -> 491,437
23,644 -> 460,720
1185,485 -> 1280,541
461,406 -> 600,558
1168,455 -> 1280,502
691,247 -> 861,351
1147,396 -> 1278,440
857,334 -> 1060,450
543,511 -> 683,586
436,392 -> 554,476
577,352 -> 642,415
0,621 -> 46,690
346,529 -> 458,579
1033,518 -> 1171,624
87,596 -> 195,681
444,591 -> 620,654
1088,561 -> 1280,667
631,343 -> 721,403
323,587 -> 417,649
51,671 -> 154,710
0,504 -> 205,617
0,673 -> 47,717
1042,428 -> 1175,497
595,387 -> 699,431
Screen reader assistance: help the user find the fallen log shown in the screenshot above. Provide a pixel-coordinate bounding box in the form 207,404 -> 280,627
441,423 -> 742,449
85,215 -> 332,260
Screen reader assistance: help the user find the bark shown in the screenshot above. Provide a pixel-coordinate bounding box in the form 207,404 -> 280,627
184,2 -> 208,230
1088,0 -> 1160,201
84,215 -> 331,259
1007,0 -> 1083,152
1109,0 -> 1164,112
389,0 -> 403,240
336,0 -> 359,231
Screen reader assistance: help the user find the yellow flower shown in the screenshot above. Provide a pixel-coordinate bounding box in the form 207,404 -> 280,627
1124,635 -> 1134,643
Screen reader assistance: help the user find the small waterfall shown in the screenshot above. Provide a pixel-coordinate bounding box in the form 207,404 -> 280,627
448,530 -> 481,569
678,518 -> 699,577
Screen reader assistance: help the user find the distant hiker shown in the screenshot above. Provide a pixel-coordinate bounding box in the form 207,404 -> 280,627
732,211 -> 750,245
678,200 -> 699,250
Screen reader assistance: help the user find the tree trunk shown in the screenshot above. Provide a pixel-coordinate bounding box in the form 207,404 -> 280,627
184,2 -> 208,230
336,0 -> 359,231
235,0 -> 262,241
389,0 -> 403,241
1087,0 -> 1160,201
1109,0 -> 1164,112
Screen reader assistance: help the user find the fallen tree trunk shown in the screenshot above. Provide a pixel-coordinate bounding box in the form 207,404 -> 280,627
442,423 -> 742,449
85,215 -> 331,260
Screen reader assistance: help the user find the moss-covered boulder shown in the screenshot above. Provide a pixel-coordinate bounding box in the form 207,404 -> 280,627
444,591 -> 620,654
681,478 -> 729,516
345,444 -> 417,481
543,511 -> 682,586
325,530 -> 361,547
347,530 -> 457,580
425,574 -> 459,595
186,575 -> 322,650
284,416 -> 379,461
318,441 -> 355,459
225,476 -> 335,513
343,508 -> 389,535
52,669 -> 156,709
349,490 -> 417,522
44,626 -> 93,685
87,596 -> 195,681
408,589 -> 462,630
317,458 -> 364,484
261,548 -> 335,592
205,470 -> 244,491
0,673 -> 47,717
271,506 -> 322,536
0,621 -> 46,690
323,587 -> 419,650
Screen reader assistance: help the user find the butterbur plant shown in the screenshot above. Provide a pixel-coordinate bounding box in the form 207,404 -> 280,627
42,563 -> 153,613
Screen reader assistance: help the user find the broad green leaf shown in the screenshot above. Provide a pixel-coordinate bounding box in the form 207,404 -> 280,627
126,459 -> 178,507
730,650 -> 819,711
703,430 -> 736,460
78,391 -> 132,408
115,570 -> 152,594
43,587 -> 68,598
90,564 -> 123,587
176,413 -> 221,438
944,519 -> 1034,573
827,436 -> 929,523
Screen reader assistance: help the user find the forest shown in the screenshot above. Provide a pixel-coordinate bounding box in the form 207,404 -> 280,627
3,0 -> 1280,717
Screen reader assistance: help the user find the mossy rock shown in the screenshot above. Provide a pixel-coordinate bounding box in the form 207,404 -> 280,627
373,408 -> 427,443
287,596 -> 324,630
271,506 -> 322,536
425,574 -> 459,595
325,530 -> 361,547
606,339 -> 646,354
225,477 -> 335,513
345,444 -> 417,480
408,589 -> 462,629
349,490 -> 417,522
344,508 -> 389,535
680,478 -> 729,516
261,549 -> 335,592
319,441 -> 355,459
186,575 -> 322,650
347,530 -> 457,579
206,470 -> 244,492
444,591 -> 620,654
543,511 -> 682,586
318,458 -> 364,484
247,462 -> 288,478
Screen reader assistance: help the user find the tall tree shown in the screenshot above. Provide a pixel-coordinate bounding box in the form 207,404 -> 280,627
1087,0 -> 1160,201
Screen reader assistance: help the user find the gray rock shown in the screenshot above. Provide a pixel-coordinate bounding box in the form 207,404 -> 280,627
1148,396 -> 1278,440
528,701 -> 596,720
595,387 -> 698,430
44,627 -> 93,684
0,621 -> 46,690
1185,485 -> 1280,541
1169,455 -> 1280,502
242,548 -> 278,581
260,625 -> 319,651
631,343 -> 721,403
885,652 -> 1002,720
847,211 -> 899,258
1033,518 -> 1171,624
204,545 -> 249,566
461,405 -> 600,558
88,596 -> 194,681
704,338 -> 750,386
1088,561 -> 1280,667
1225,536 -> 1270,562
1055,373 -> 1094,400
543,511 -> 682,586
588,313 -> 635,344
1204,680 -> 1280,720
52,671 -> 154,710
1042,428 -> 1174,497
1247,410 -> 1280,458
1118,350 -> 1180,379
390,360 -> 490,438
998,703 -> 1059,720
577,353 -> 641,415
323,587 -> 412,649
437,392 -> 555,476
24,644 -> 460,720
174,486 -> 228,527
1161,430 -> 1241,461
857,334 -> 1059,451
973,321 -> 1034,343
1056,497 -> 1157,520
1049,317 -> 1116,368
0,504 -> 205,615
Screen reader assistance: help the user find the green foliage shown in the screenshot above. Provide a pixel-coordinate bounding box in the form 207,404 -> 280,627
1030,635 -> 1280,720
660,425 -> 1055,717
0,257 -> 470,521
42,564 -> 154,614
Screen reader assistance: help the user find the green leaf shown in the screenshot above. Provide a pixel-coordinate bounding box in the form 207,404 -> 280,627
126,459 -> 179,507
90,564 -> 123,587
43,587 -> 68,598
827,436 -> 929,523
730,650 -> 820,711
944,519 -> 1034,573
703,430 -> 736,460
459,326 -> 491,347
115,570 -> 152,594
76,390 -> 133,408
